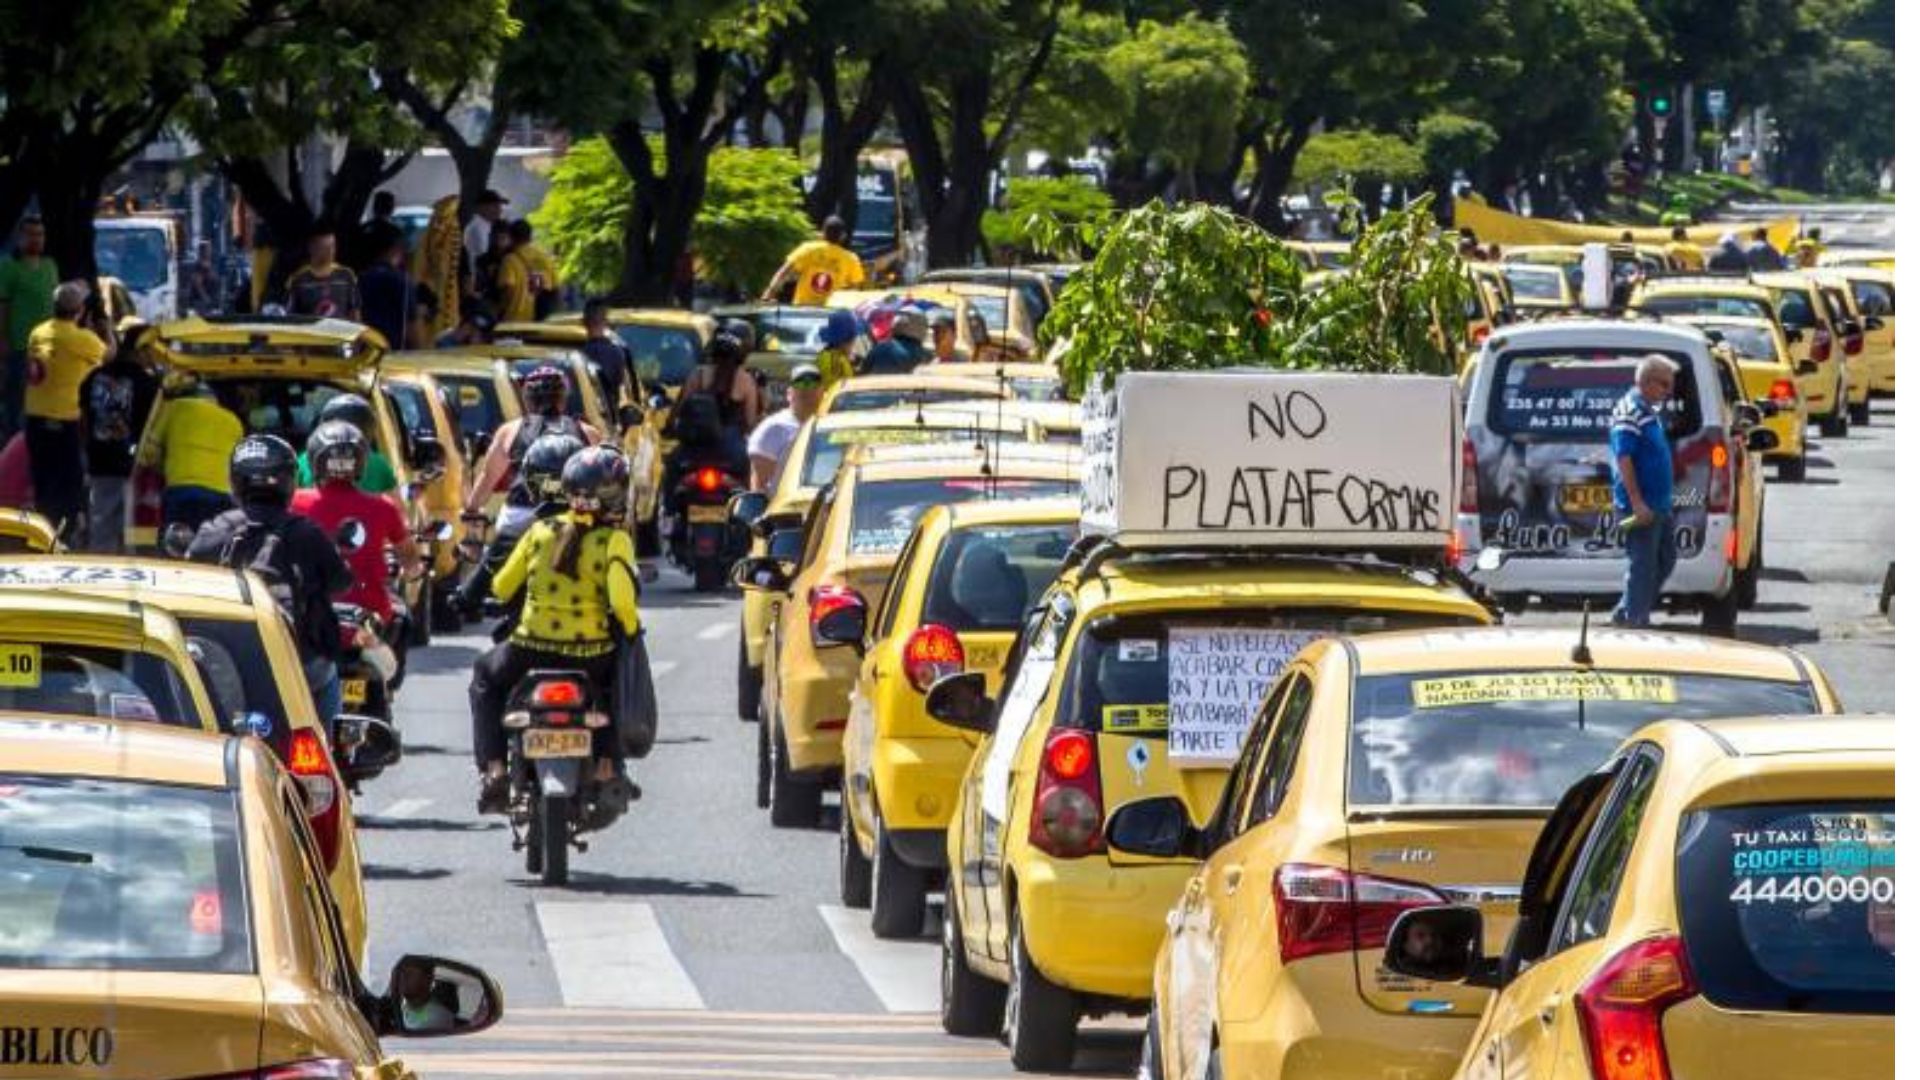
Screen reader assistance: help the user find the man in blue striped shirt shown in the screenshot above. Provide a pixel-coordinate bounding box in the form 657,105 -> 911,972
1609,355 -> 1679,626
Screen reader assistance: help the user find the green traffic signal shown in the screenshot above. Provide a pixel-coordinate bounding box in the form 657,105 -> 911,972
1650,93 -> 1673,117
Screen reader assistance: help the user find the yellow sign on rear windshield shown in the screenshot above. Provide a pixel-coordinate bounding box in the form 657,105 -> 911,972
1411,671 -> 1677,709
1103,704 -> 1168,733
0,643 -> 41,688
825,427 -> 957,446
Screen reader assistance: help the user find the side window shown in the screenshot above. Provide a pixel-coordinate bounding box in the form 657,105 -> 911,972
1215,673 -> 1296,841
1243,676 -> 1315,831
797,486 -> 837,570
279,785 -> 357,996
1552,747 -> 1662,952
875,523 -> 927,640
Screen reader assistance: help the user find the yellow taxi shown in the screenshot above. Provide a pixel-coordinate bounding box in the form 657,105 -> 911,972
930,550 -> 1496,1069
0,555 -> 378,964
379,366 -> 471,630
0,716 -> 501,1078
1810,266 -> 1895,396
819,373 -> 1010,415
915,361 -> 1066,403
1802,271 -> 1878,425
929,281 -> 1041,359
730,406 -> 1047,722
738,441 -> 1079,828
1463,263 -> 1516,356
1117,626 -> 1843,1080
549,307 -> 715,393
0,507 -> 58,553
1672,315 -> 1809,481
1750,271 -> 1856,435
0,591 -> 219,731
839,493 -> 1079,938
924,267 -> 1058,329
1383,714 -> 1886,1080
1500,263 -> 1576,314
129,317 -> 441,552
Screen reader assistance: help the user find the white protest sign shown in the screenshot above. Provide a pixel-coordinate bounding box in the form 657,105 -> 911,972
1166,626 -> 1322,765
1080,371 -> 1458,548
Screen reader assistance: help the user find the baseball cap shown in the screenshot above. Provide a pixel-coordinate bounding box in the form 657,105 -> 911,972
820,308 -> 860,348
790,363 -> 823,386
891,308 -> 928,342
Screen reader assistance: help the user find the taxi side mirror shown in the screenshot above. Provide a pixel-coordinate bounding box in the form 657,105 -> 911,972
340,715 -> 401,781
1383,906 -> 1500,988
1104,796 -> 1204,861
409,436 -> 448,480
730,490 -> 770,528
925,672 -> 995,735
1795,359 -> 1820,376
617,402 -> 646,429
765,527 -> 804,564
1731,402 -> 1764,430
813,596 -> 868,651
1785,327 -> 1806,345
376,954 -> 503,1038
731,555 -> 790,593
1745,427 -> 1781,453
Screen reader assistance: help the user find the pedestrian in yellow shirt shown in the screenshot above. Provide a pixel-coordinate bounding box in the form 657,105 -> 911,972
1664,225 -> 1704,272
24,281 -> 115,538
762,216 -> 865,305
144,377 -> 246,536
498,220 -> 563,322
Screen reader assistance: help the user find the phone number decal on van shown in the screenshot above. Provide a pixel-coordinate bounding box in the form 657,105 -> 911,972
1410,672 -> 1678,709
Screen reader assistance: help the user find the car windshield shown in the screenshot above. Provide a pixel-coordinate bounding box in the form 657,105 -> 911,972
439,375 -> 504,443
95,227 -> 171,291
1347,670 -> 1818,809
964,294 -> 1014,333
829,387 -> 998,413
739,310 -> 835,354
1007,376 -> 1063,402
1488,349 -> 1702,442
849,478 -> 1077,557
802,425 -> 1012,487
1505,266 -> 1567,301
922,523 -> 1076,632
0,642 -> 199,727
615,325 -> 702,387
510,359 -> 587,416
1639,294 -> 1774,321
209,378 -> 376,451
0,776 -> 251,973
1694,323 -> 1779,362
1768,287 -> 1817,329
1676,800 -> 1892,1016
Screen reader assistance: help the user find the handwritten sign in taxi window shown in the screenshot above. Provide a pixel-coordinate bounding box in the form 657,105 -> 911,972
1410,671 -> 1678,709
1167,627 -> 1320,765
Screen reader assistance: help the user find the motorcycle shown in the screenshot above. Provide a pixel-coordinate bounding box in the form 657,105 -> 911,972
503,669 -> 633,885
665,459 -> 748,592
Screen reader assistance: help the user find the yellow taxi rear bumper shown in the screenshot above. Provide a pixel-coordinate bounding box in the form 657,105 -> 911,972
873,734 -> 975,835
1017,857 -> 1192,1000
780,664 -> 855,774
1220,958 -> 1479,1080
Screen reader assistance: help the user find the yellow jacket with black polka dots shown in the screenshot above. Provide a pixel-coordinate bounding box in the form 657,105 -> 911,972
492,513 -> 641,655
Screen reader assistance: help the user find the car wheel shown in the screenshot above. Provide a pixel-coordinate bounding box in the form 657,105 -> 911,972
1777,454 -> 1807,483
736,635 -> 761,722
870,815 -> 930,939
1701,589 -> 1739,637
941,884 -> 1005,1036
1850,399 -> 1872,426
1736,528 -> 1762,611
768,717 -> 822,828
839,800 -> 873,909
755,707 -> 772,809
1004,908 -> 1079,1072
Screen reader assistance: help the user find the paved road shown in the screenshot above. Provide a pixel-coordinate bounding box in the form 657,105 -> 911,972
1715,200 -> 1893,250
362,401 -> 1893,1079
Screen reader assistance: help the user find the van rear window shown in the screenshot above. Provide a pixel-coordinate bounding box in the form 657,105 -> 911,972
1489,349 -> 1701,441
1676,801 -> 1893,1015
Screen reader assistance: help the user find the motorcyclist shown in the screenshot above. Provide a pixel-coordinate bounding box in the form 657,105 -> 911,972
296,393 -> 400,501
454,430 -> 583,616
187,435 -> 352,722
469,444 -> 641,816
465,366 -> 601,522
291,420 -> 425,633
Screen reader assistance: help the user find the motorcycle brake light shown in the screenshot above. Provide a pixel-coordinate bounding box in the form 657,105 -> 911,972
694,467 -> 724,493
531,680 -> 585,709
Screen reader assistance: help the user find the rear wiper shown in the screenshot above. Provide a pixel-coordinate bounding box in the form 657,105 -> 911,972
2,845 -> 94,865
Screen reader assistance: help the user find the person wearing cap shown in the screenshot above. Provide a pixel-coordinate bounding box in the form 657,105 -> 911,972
464,189 -> 511,266
928,309 -> 960,363
746,363 -> 823,492
814,308 -> 860,389
762,215 -> 865,306
24,280 -> 116,539
860,306 -> 928,375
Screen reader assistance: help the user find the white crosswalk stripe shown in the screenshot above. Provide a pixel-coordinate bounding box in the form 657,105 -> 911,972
817,905 -> 942,1013
536,902 -> 706,1009
697,621 -> 732,641
374,796 -> 432,819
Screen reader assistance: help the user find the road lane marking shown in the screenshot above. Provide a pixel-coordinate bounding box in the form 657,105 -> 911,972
535,902 -> 705,1009
697,622 -> 732,641
817,905 -> 941,1013
375,797 -> 431,819
652,660 -> 679,677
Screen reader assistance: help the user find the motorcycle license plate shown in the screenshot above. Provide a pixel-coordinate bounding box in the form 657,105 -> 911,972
687,504 -> 729,524
523,728 -> 592,759
1560,484 -> 1613,514
341,678 -> 369,707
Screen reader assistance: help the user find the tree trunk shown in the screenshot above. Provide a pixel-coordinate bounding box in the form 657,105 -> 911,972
1243,124 -> 1312,232
39,153 -> 108,282
805,59 -> 885,225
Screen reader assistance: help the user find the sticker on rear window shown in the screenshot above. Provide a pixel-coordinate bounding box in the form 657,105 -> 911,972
1103,704 -> 1168,733
1409,672 -> 1677,709
109,694 -> 159,723
0,642 -> 39,687
1117,639 -> 1159,663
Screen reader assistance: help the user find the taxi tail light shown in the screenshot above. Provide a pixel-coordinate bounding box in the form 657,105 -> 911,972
1811,328 -> 1833,363
1574,934 -> 1696,1080
1471,323 -> 1492,345
133,464 -> 164,527
1029,728 -> 1104,859
1767,378 -> 1798,405
809,584 -> 865,648
1843,329 -> 1864,356
287,728 -> 343,871
1459,438 -> 1480,514
1705,433 -> 1733,514
1273,863 -> 1447,964
903,623 -> 966,693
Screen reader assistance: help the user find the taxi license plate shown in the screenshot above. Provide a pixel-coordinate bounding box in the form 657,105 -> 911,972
524,729 -> 592,759
341,678 -> 369,707
688,504 -> 729,524
0,643 -> 39,688
1560,484 -> 1613,513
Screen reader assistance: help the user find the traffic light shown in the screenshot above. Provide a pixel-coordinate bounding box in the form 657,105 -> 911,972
1649,92 -> 1673,118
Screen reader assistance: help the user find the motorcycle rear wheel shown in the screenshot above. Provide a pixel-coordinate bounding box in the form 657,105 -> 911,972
540,794 -> 570,886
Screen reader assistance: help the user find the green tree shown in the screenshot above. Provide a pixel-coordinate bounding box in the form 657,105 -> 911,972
1106,15 -> 1249,198
980,177 -> 1113,259
1770,36 -> 1892,193
1018,7 -> 1129,166
528,137 -> 631,296
1294,130 -> 1425,188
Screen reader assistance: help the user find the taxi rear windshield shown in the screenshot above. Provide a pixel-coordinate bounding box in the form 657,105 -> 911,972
1676,801 -> 1892,1015
1347,671 -> 1818,809
209,379 -> 373,450
830,387 -> 998,413
803,427 -> 999,487
0,777 -> 251,973
850,478 -> 1077,557
614,325 -> 701,386
1489,349 -> 1702,442
182,618 -> 290,759
440,374 -> 505,441
1697,323 -> 1780,362
0,643 -> 199,727
1767,287 -> 1818,330
923,523 -> 1077,632
511,359 -> 588,416
1504,266 -> 1569,301
1061,609 -> 1475,737
1638,294 -> 1775,321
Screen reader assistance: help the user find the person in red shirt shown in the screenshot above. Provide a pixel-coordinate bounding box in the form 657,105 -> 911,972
291,420 -> 423,622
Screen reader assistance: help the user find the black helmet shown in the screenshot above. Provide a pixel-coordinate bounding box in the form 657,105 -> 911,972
523,432 -> 586,504
521,365 -> 568,416
708,331 -> 747,366
720,317 -> 757,353
561,445 -> 629,518
318,393 -> 375,433
230,435 -> 298,507
306,420 -> 368,485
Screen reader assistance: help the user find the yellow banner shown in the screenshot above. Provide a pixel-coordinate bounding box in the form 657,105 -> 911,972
1411,671 -> 1678,709
1455,197 -> 1799,253
1103,703 -> 1169,733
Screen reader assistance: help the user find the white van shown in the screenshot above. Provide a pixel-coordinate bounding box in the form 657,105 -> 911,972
95,216 -> 179,323
1457,319 -> 1775,632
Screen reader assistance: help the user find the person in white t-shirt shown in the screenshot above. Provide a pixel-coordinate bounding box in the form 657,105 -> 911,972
463,189 -> 510,265
747,363 -> 823,492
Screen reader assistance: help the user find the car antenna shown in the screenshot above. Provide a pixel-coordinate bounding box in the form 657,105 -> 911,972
1571,601 -> 1594,666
